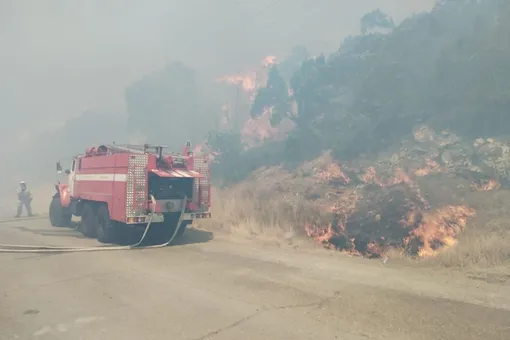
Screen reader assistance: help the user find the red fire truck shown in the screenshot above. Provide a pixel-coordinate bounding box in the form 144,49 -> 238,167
49,142 -> 211,244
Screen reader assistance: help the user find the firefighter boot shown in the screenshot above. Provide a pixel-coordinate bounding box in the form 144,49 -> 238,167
26,202 -> 33,217
15,202 -> 23,218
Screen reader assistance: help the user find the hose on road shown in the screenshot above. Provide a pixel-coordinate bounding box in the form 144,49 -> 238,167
0,195 -> 187,253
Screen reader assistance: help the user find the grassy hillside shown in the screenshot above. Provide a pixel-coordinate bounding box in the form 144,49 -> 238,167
203,0 -> 510,269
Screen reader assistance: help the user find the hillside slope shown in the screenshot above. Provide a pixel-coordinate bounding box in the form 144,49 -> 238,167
204,0 -> 510,268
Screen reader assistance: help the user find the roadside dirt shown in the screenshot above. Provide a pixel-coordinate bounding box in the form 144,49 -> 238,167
0,218 -> 509,339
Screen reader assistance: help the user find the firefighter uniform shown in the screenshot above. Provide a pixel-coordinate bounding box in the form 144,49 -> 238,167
16,181 -> 33,217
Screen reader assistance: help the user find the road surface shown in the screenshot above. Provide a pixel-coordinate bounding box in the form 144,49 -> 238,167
1,217 -> 509,340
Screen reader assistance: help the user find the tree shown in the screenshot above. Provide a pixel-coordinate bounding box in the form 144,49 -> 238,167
360,9 -> 395,35
278,45 -> 309,81
250,65 -> 291,125
214,0 -> 510,182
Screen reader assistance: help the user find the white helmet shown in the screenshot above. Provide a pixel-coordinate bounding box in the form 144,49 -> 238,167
20,181 -> 26,185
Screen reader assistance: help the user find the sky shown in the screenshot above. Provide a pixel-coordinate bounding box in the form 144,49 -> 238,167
0,0 -> 436,139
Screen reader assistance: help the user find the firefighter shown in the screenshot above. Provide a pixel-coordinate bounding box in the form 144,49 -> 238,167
16,181 -> 33,218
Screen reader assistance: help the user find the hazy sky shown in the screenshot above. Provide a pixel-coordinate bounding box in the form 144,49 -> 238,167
0,0 -> 435,137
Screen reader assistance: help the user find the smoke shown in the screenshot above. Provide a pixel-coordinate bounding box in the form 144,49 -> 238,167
0,0 -> 435,202
0,0 -> 434,132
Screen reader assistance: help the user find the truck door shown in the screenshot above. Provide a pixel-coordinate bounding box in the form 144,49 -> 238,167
68,159 -> 76,196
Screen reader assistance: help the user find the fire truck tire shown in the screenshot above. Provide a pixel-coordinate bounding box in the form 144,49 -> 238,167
80,203 -> 97,238
49,196 -> 72,227
96,205 -> 117,244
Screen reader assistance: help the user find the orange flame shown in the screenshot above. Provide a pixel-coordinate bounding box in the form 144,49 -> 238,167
217,55 -> 281,146
404,205 -> 476,257
415,159 -> 443,177
306,204 -> 475,258
471,179 -> 500,192
360,167 -> 429,209
217,55 -> 277,99
315,163 -> 351,184
241,108 -> 279,147
303,163 -> 478,258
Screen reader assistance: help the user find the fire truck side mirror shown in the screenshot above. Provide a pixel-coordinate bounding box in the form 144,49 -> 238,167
56,161 -> 62,173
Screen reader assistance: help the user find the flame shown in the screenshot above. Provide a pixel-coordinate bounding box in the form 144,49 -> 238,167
360,166 -> 429,209
216,55 -> 283,147
219,73 -> 258,93
315,163 -> 351,184
404,205 -> 476,257
217,55 -> 277,99
358,166 -> 414,187
306,203 -> 475,258
303,163 -> 478,258
241,107 -> 279,147
415,159 -> 443,176
262,55 -> 277,67
305,223 -> 338,250
305,189 -> 365,256
471,179 -> 500,191
334,189 -> 360,232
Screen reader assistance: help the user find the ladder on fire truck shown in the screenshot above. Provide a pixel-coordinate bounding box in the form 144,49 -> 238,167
107,144 -> 147,154
90,143 -> 164,155
194,152 -> 210,209
105,143 -> 186,156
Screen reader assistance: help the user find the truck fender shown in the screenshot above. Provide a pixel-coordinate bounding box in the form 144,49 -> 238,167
54,183 -> 71,208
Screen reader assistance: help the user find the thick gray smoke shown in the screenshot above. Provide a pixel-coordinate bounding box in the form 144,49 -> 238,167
0,0 -> 434,212
0,0 -> 434,135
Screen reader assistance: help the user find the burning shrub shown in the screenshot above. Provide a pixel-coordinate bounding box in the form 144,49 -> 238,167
303,157 -> 478,258
403,205 -> 476,257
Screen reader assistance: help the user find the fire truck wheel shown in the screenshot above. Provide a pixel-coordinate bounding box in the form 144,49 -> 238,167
96,205 -> 117,244
80,203 -> 97,238
49,196 -> 72,227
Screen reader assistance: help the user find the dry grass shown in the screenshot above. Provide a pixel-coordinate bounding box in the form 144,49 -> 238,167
202,175 -> 510,271
428,190 -> 510,270
199,185 -> 327,245
432,230 -> 510,269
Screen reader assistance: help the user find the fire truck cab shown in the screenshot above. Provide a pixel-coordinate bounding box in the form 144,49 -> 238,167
50,142 -> 211,244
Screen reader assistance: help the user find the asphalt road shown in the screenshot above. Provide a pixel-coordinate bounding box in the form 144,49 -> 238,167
1,218 -> 509,340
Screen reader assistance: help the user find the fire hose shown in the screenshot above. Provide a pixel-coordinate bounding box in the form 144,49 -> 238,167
0,195 -> 186,253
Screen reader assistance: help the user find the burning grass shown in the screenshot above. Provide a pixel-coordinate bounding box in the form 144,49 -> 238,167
430,190 -> 510,269
303,184 -> 475,259
201,151 -> 510,269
